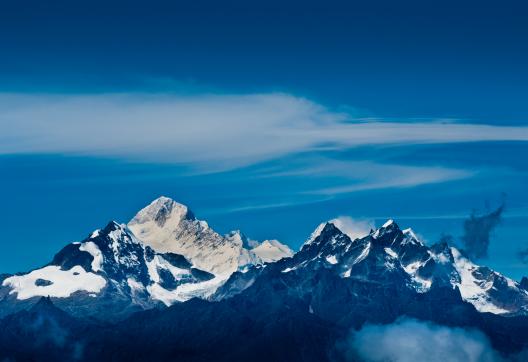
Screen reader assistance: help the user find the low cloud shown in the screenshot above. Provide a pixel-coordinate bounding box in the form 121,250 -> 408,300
343,318 -> 502,362
330,216 -> 375,240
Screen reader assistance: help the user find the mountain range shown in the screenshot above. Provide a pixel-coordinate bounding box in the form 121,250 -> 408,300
0,197 -> 293,319
1,196 -> 528,361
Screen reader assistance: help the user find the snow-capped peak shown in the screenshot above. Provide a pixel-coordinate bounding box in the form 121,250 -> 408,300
127,196 -> 295,276
224,230 -> 293,265
401,228 -> 424,246
251,239 -> 294,263
305,222 -> 328,245
372,218 -> 400,239
129,196 -> 192,229
225,230 -> 258,248
127,198 -> 233,274
304,217 -> 372,247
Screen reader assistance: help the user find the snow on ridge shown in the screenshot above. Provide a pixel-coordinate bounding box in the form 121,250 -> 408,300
382,219 -> 394,228
79,241 -> 104,272
2,265 -> 106,300
147,274 -> 229,306
401,228 -> 423,245
325,255 -> 338,264
305,222 -> 327,245
451,247 -> 510,314
225,230 -> 257,248
127,278 -> 144,292
401,259 -> 432,293
372,219 -> 399,239
354,242 -> 371,264
305,218 -> 373,246
384,247 -> 398,259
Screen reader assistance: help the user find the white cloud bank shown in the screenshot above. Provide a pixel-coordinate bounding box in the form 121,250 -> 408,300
1,93 -> 527,168
345,318 -> 503,362
0,93 -> 343,170
1,92 -> 526,193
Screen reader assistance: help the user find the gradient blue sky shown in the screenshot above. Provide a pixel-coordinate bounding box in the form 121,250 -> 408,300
1,0 -> 528,279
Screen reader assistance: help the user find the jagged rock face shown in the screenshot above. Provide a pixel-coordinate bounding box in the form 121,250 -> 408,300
128,197 -> 233,274
450,248 -> 528,314
280,221 -> 423,288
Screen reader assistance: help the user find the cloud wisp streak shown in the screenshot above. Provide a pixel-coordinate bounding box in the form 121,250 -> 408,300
299,161 -> 473,195
2,92 -> 527,201
1,92 -> 528,172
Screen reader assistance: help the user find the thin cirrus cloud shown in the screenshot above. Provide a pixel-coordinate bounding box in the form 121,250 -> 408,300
257,159 -> 473,195
1,92 -> 526,193
314,163 -> 472,195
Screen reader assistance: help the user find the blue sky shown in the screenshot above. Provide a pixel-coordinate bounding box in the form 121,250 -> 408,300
1,0 -> 528,279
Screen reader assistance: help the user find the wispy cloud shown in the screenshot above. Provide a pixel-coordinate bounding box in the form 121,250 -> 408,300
298,161 -> 473,195
246,155 -> 473,194
2,92 -> 527,199
0,93 -> 342,171
1,92 -> 527,171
